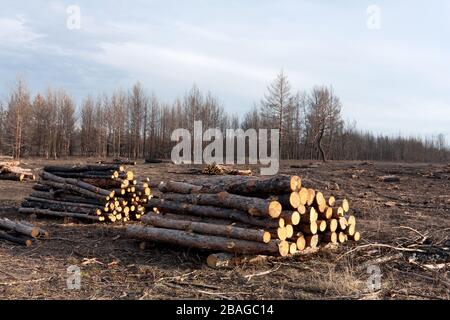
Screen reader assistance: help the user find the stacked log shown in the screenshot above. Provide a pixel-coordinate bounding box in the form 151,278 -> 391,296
202,163 -> 252,176
18,164 -> 152,222
127,175 -> 361,259
0,218 -> 48,246
0,160 -> 35,181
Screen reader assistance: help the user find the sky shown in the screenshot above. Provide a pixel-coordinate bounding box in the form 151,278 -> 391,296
0,0 -> 449,141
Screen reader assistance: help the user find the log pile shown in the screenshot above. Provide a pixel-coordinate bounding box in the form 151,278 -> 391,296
202,163 -> 252,176
127,175 -> 361,258
18,164 -> 152,223
0,160 -> 35,181
0,218 -> 48,246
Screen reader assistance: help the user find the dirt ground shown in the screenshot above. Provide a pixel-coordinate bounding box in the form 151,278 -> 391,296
0,159 -> 449,300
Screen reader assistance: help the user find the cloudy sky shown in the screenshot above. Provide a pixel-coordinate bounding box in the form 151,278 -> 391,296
0,0 -> 449,141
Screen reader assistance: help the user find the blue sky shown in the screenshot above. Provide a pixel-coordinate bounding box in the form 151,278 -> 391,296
0,0 -> 449,141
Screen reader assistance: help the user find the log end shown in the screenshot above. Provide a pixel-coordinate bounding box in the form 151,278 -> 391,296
268,201 -> 282,218
278,240 -> 289,257
263,231 -> 271,244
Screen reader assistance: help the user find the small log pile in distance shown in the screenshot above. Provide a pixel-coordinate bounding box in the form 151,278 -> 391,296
127,175 -> 361,259
0,158 -> 35,182
18,164 -> 152,223
202,163 -> 252,176
0,217 -> 48,246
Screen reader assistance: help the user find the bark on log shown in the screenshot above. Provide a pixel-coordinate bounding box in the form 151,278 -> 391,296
279,211 -> 300,226
183,175 -> 301,195
145,199 -> 281,229
22,200 -> 97,215
0,172 -> 25,181
29,191 -> 103,205
40,180 -> 106,200
0,218 -> 39,238
40,171 -> 111,197
322,232 -> 338,244
43,164 -> 119,173
297,222 -> 318,235
18,207 -> 100,221
127,225 -> 289,256
305,235 -> 319,248
141,214 -> 271,243
159,192 -> 282,218
269,192 -> 300,209
0,230 -> 34,246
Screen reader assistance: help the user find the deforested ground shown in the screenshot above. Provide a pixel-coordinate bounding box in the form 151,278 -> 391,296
0,159 -> 448,300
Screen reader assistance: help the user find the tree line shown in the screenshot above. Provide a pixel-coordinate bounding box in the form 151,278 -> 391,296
0,73 -> 448,162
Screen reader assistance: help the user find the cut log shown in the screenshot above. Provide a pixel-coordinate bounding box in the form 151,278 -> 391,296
338,217 -> 348,230
297,205 -> 306,215
328,196 -> 336,207
40,171 -> 111,197
22,200 -> 97,216
18,207 -> 100,221
326,219 -> 338,232
299,207 -> 318,224
314,192 -> 327,213
285,224 -> 294,239
183,175 -> 301,195
296,233 -> 306,251
0,218 -> 39,238
316,220 -> 327,232
322,232 -> 338,244
331,207 -> 345,219
0,172 -> 25,181
145,199 -> 281,229
348,231 -> 361,241
279,211 -> 300,226
40,180 -> 105,200
270,192 -> 301,210
141,214 -> 271,243
127,225 -> 289,256
319,206 -> 333,220
0,230 -> 34,246
160,192 -> 282,218
346,224 -> 356,236
29,191 -> 103,206
43,164 -> 119,173
347,215 -> 356,226
289,242 -> 297,255
306,189 -> 316,206
335,199 -> 350,213
297,222 -> 318,235
337,232 -> 347,243
305,235 -> 319,248
298,188 -> 309,206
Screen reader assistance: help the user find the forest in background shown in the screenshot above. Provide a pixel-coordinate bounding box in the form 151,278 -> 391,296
0,72 -> 448,162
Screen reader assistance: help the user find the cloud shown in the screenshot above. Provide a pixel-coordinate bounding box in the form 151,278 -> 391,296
0,17 -> 44,47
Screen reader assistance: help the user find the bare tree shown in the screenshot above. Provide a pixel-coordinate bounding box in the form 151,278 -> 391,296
260,71 -> 293,158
